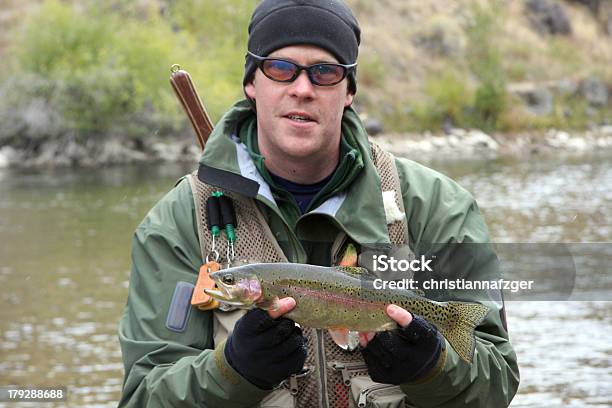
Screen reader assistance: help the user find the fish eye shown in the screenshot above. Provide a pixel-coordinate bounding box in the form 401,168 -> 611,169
221,274 -> 235,285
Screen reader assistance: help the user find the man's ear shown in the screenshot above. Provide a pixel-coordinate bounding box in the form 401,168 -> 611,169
245,80 -> 256,100
344,91 -> 354,108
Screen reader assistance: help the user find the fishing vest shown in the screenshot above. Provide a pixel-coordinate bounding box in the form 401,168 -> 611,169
187,142 -> 417,408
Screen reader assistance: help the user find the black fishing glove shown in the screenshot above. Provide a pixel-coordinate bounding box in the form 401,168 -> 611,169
224,308 -> 307,389
360,315 -> 443,385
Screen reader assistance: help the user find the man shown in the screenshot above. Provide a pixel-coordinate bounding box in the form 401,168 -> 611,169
118,0 -> 519,407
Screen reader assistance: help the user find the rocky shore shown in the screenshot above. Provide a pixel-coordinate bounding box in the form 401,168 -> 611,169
374,125 -> 612,161
1,126 -> 611,169
0,137 -> 201,168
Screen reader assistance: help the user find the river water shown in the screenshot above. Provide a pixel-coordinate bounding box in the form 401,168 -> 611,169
0,152 -> 610,407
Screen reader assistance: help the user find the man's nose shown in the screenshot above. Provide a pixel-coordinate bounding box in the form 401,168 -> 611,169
288,70 -> 315,99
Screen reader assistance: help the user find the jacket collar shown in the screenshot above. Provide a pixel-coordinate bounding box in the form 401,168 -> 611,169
197,99 -> 392,247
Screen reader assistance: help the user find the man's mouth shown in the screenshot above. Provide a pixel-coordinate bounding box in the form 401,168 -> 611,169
284,112 -> 316,123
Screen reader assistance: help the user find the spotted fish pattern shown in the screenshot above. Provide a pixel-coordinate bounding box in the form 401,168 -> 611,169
207,263 -> 489,363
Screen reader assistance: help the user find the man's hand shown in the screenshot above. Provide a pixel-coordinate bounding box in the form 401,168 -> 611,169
224,297 -> 307,389
267,297 -> 297,319
359,304 -> 443,385
358,304 -> 413,347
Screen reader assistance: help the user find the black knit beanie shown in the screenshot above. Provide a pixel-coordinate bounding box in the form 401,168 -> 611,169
243,0 -> 361,96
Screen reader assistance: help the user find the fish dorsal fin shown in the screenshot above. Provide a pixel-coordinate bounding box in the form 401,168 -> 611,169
335,266 -> 378,280
412,287 -> 427,297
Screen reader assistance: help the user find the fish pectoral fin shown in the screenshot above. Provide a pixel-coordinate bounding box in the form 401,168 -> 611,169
378,321 -> 397,331
329,327 -> 361,351
329,326 -> 349,332
328,327 -> 350,348
256,296 -> 280,311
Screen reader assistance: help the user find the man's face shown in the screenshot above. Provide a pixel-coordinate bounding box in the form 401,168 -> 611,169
245,45 -> 354,163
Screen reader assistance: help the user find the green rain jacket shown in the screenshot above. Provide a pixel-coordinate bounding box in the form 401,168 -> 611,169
118,100 -> 519,407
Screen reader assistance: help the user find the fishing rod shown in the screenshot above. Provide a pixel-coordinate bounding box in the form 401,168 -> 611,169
169,64 -> 220,310
169,64 -> 214,151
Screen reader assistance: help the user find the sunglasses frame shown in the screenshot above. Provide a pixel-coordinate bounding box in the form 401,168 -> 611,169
247,51 -> 357,87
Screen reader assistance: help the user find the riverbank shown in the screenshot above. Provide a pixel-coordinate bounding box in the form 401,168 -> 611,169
0,136 -> 201,168
1,126 -> 611,168
374,125 -> 612,161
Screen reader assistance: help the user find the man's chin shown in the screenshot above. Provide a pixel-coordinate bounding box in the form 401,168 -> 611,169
279,120 -> 318,138
275,138 -> 327,160
280,146 -> 319,160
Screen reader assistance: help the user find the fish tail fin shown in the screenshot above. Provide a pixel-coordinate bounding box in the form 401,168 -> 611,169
436,302 -> 489,363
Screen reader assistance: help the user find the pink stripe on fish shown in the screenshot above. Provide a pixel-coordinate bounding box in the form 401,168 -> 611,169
285,285 -> 383,309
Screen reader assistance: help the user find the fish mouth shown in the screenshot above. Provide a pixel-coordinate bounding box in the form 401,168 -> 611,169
204,275 -> 262,307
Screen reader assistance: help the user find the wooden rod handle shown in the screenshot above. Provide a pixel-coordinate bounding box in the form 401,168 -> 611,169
169,65 -> 214,151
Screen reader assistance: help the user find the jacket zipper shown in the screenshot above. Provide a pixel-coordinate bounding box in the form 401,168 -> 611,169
357,383 -> 402,408
255,198 -> 307,263
328,361 -> 369,386
315,329 -> 329,408
282,365 -> 314,395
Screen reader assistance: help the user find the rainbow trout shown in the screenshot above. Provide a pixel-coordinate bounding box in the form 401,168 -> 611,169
204,263 -> 489,362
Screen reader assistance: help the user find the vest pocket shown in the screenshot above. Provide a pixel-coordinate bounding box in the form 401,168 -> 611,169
350,376 -> 409,408
329,361 -> 369,386
268,365 -> 315,407
328,361 -> 368,408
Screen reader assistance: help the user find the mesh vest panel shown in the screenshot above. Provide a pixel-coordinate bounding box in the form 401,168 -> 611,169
190,142 -> 412,407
